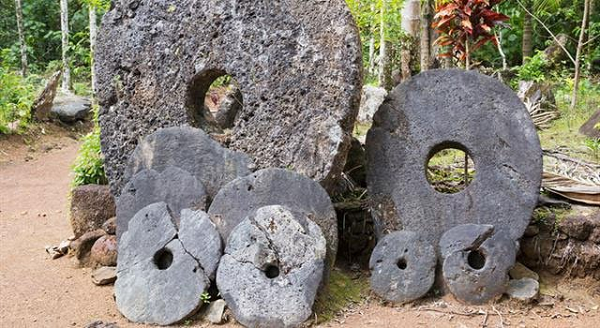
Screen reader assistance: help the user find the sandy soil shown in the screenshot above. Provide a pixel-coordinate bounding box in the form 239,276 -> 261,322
1,127 -> 599,328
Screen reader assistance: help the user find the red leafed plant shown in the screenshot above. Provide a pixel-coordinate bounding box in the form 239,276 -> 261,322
432,0 -> 509,68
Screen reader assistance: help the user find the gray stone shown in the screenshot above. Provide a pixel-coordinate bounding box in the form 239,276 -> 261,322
440,224 -> 517,304
90,235 -> 118,267
506,278 -> 539,302
509,262 -> 539,281
366,69 -> 543,247
216,206 -> 326,328
179,209 -> 222,280
205,299 -> 227,325
50,93 -> 92,123
358,85 -> 387,123
70,185 -> 116,239
122,127 -> 252,199
369,231 -> 436,303
116,166 -> 209,240
96,0 -> 362,195
208,168 -> 338,267
115,203 -> 217,325
92,266 -> 117,286
214,86 -> 243,130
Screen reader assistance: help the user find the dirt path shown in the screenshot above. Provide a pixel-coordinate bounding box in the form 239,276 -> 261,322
1,131 -> 599,328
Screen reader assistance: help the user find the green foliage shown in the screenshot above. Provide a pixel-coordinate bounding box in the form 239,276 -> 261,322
313,270 -> 369,323
71,125 -> 107,187
0,67 -> 40,134
516,51 -> 549,82
200,292 -> 211,304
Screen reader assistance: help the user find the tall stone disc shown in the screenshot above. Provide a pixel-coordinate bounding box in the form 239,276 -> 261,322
95,0 -> 363,195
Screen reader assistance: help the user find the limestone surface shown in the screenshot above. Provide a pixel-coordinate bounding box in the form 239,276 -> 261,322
208,168 -> 338,266
95,0 -> 363,194
217,206 -> 327,328
366,69 -> 543,247
369,231 -> 436,303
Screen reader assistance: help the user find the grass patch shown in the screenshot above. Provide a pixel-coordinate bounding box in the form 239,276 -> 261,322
313,269 -> 369,324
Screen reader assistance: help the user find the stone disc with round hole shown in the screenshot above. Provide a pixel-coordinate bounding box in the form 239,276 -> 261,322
440,224 -> 517,304
216,205 -> 327,328
365,69 -> 543,246
369,231 -> 437,303
95,0 -> 363,196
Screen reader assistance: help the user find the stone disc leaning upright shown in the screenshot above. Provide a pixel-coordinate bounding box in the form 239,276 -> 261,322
95,0 -> 363,195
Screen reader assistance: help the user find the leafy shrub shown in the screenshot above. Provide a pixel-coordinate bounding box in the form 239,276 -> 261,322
516,51 -> 548,83
72,127 -> 108,187
0,67 -> 39,134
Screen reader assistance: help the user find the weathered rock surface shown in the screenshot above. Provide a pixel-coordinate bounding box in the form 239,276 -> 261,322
122,127 -> 252,199
85,320 -> 119,328
506,278 -> 539,302
96,0 -> 363,195
358,85 -> 387,123
70,184 -> 116,239
217,206 -> 327,328
92,266 -> 117,286
440,224 -> 516,304
51,93 -> 92,123
71,229 -> 107,266
31,71 -> 61,121
579,110 -> 600,139
209,168 -> 338,266
178,209 -> 222,280
102,217 -> 116,235
90,235 -> 118,267
116,166 -> 208,240
369,231 -> 436,303
205,299 -> 227,325
509,262 -> 539,281
366,70 -> 543,247
214,86 -> 243,130
116,203 -> 220,325
557,215 -> 595,241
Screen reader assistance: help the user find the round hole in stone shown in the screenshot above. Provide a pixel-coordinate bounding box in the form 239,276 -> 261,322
426,142 -> 476,194
186,70 -> 243,132
467,249 -> 486,270
265,265 -> 280,279
397,258 -> 407,270
153,248 -> 173,270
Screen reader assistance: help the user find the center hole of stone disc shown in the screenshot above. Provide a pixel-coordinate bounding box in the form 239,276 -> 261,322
265,265 -> 280,279
467,249 -> 486,270
397,258 -> 407,270
426,142 -> 476,194
153,248 -> 174,270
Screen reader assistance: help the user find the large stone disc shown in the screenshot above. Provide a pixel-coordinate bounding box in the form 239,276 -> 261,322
366,69 -> 543,246
95,0 -> 363,195
216,205 -> 327,328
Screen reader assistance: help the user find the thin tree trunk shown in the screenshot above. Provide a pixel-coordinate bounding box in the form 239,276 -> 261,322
60,0 -> 70,92
495,30 -> 508,70
89,4 -> 97,98
378,0 -> 392,90
400,0 -> 420,80
14,0 -> 27,76
571,0 -> 590,109
522,1 -> 534,62
585,0 -> 594,71
368,3 -> 376,76
420,0 -> 432,71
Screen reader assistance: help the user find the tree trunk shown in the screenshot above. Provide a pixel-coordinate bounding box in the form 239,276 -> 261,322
60,0 -> 70,92
585,0 -> 595,71
571,0 -> 590,109
378,0 -> 392,90
420,0 -> 432,71
89,4 -> 97,97
367,3 -> 376,76
495,30 -> 508,70
400,0 -> 420,80
14,0 -> 27,76
522,1 -> 534,62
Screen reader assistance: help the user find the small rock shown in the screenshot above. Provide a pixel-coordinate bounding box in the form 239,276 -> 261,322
31,71 -> 61,120
90,235 -> 118,267
509,262 -> 539,281
70,229 -> 107,266
92,267 -> 117,286
84,320 -> 119,328
506,278 -> 539,302
102,217 -> 116,235
523,225 -> 540,237
205,299 -> 227,324
45,246 -> 64,260
358,85 -> 387,123
558,215 -> 594,240
58,240 -> 71,255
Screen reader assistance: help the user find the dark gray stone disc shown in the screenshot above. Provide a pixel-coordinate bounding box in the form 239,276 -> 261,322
440,224 -> 517,304
116,166 -> 208,240
208,168 -> 338,266
216,205 -> 327,328
369,231 -> 436,303
95,0 -> 363,195
366,69 -> 543,246
123,126 -> 253,199
116,202 -> 221,325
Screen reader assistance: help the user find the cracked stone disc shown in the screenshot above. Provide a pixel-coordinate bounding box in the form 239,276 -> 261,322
96,0 -> 363,195
369,231 -> 436,303
208,168 -> 338,267
116,166 -> 208,240
115,202 -> 221,325
122,126 -> 253,199
366,69 -> 543,246
216,205 -> 326,328
440,224 -> 517,304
